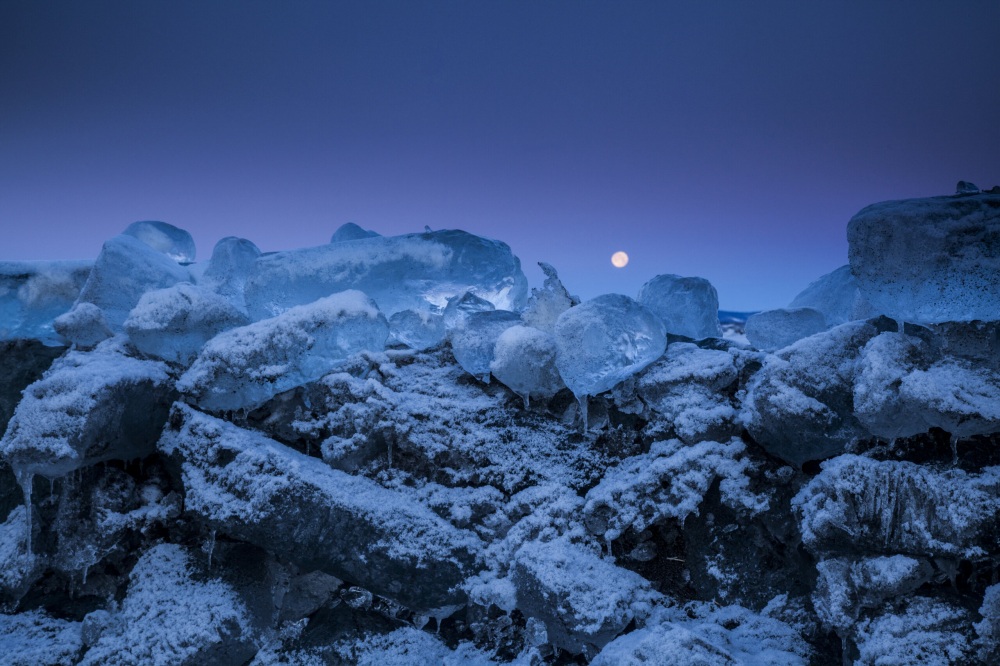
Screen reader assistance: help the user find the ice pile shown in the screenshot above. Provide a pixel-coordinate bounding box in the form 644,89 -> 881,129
1,188 -> 1000,664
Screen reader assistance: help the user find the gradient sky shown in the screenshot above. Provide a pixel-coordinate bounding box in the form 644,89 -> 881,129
2,1 -> 998,310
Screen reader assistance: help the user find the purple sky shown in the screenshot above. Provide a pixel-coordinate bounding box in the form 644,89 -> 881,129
2,1 -> 998,310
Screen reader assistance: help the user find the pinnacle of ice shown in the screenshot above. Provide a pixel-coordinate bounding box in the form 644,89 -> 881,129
637,274 -> 722,340
847,192 -> 1000,324
554,294 -> 667,399
450,310 -> 522,382
745,307 -> 827,351
123,221 -> 196,263
331,222 -> 380,243
521,262 -> 577,334
243,229 -> 528,320
490,325 -> 564,406
789,265 -> 875,326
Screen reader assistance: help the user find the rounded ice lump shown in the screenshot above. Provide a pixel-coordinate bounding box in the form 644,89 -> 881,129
451,310 -> 521,382
637,274 -> 721,340
123,221 -> 196,264
490,325 -> 564,406
177,290 -> 389,411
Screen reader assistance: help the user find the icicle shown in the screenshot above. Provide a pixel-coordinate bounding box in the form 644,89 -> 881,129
14,468 -> 34,555
388,439 -> 394,467
522,393 -> 530,409
48,477 -> 54,503
207,529 -> 217,569
896,318 -> 905,334
82,564 -> 90,587
951,435 -> 959,466
605,535 -> 613,560
413,614 -> 430,630
482,373 -> 491,384
578,394 -> 589,434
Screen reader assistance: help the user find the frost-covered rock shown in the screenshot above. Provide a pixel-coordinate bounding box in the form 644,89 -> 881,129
512,537 -> 661,655
789,264 -> 875,326
0,340 -> 65,439
244,229 -> 528,319
0,260 -> 93,345
330,222 -> 380,243
853,596 -> 974,665
0,610 -> 83,666
854,331 -> 1000,440
793,454 -> 1000,558
583,438 -> 762,542
159,403 -> 481,610
847,192 -> 1000,324
450,310 -> 521,382
741,320 -> 880,466
520,262 -> 576,334
123,220 -> 196,263
0,338 -> 173,479
76,234 -> 191,327
490,325 -> 564,406
52,302 -> 113,349
78,543 -> 256,665
388,308 -> 446,350
637,343 -> 739,444
554,294 -> 666,401
744,307 -> 828,352
637,273 -> 722,340
124,283 -> 250,366
975,583 -> 1000,662
177,291 -> 388,411
201,236 -> 261,311
333,627 -> 496,666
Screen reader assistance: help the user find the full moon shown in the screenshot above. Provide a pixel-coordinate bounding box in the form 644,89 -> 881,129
611,251 -> 629,268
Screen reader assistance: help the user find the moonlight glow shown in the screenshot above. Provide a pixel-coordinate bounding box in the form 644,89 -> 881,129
611,251 -> 629,268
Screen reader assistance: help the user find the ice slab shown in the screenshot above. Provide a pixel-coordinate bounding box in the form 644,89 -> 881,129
244,229 -> 528,320
554,294 -> 666,399
0,261 -> 93,345
450,310 -> 521,381
178,290 -> 388,411
75,234 -> 191,328
159,403 -> 481,610
637,274 -> 722,340
744,307 -> 827,352
124,283 -> 250,366
847,192 -> 1000,324
490,325 -> 564,405
789,264 -> 875,326
122,220 -> 196,263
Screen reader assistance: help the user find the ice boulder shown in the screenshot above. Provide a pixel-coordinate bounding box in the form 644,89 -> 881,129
178,290 -> 388,411
637,274 -> 722,340
0,338 -> 174,479
388,308 -> 446,350
490,325 -> 564,406
52,303 -> 113,349
789,265 -> 876,326
330,222 -> 380,242
554,294 -> 666,404
122,220 -> 196,263
124,283 -> 250,366
244,229 -> 528,320
75,234 -> 191,327
847,192 -> 1000,324
0,260 -> 93,345
744,307 -> 827,351
159,403 -> 481,610
201,236 -> 261,311
521,262 -> 577,334
450,310 -> 521,382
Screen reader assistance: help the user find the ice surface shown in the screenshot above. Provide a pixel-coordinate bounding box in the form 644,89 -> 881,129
554,294 -> 666,400
78,543 -> 255,665
0,338 -> 173,479
450,310 -> 521,381
0,260 -> 93,345
330,222 -> 380,242
201,236 -> 261,311
744,307 -> 827,351
789,264 -> 876,326
75,234 -> 192,328
177,290 -> 388,411
388,308 -> 446,350
442,289 -> 495,331
159,403 -> 481,610
122,220 -> 196,263
847,192 -> 1000,324
52,303 -> 113,349
124,283 -> 250,366
0,610 -> 82,666
520,262 -> 577,334
243,229 -> 528,320
490,325 -> 564,405
637,273 -> 722,340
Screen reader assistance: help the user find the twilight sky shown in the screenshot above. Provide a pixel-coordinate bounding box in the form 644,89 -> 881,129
2,1 -> 998,310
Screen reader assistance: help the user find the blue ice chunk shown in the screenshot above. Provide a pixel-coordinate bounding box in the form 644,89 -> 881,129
331,222 -> 380,243
243,229 -> 528,320
490,325 -> 564,406
451,310 -> 521,382
123,221 -> 196,263
745,307 -> 828,352
388,308 -> 446,351
200,237 -> 261,312
789,265 -> 875,326
53,303 -> 113,350
637,274 -> 722,340
0,261 -> 92,345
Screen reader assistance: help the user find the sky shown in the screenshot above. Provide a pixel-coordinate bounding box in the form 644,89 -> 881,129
1,1 -> 998,311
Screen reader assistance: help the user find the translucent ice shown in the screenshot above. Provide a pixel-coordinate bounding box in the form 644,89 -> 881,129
75,234 -> 191,328
388,308 -> 446,350
520,262 -> 577,334
956,180 -> 980,194
789,264 -> 875,326
744,307 -> 827,351
122,221 -> 196,263
243,229 -> 528,320
637,274 -> 722,340
0,261 -> 93,345
177,290 -> 389,411
490,325 -> 564,405
200,236 -> 261,312
330,222 -> 380,243
554,294 -> 666,399
442,290 -> 495,332
53,303 -> 113,350
124,283 -> 250,366
847,192 -> 1000,324
450,310 -> 521,381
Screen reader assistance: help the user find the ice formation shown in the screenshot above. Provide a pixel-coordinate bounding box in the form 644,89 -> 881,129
2,189 -> 1000,664
330,222 -> 380,243
637,273 -> 722,340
